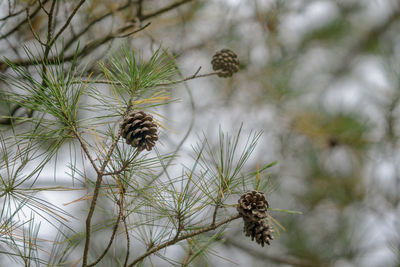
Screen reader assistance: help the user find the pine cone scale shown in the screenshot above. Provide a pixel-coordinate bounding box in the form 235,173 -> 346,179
237,190 -> 269,221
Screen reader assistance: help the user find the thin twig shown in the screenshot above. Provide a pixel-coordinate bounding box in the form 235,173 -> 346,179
113,22 -> 151,38
46,0 -> 57,45
87,214 -> 122,266
75,71 -> 220,86
0,0 -> 195,69
38,0 -> 50,15
26,6 -> 46,46
137,0 -> 144,18
71,128 -> 100,174
99,126 -> 127,174
55,21 -> 146,68
152,50 -> 197,181
82,173 -> 107,267
50,0 -> 86,47
82,107 -> 132,267
181,248 -> 193,267
103,160 -> 131,176
211,200 -> 220,226
139,0 -> 194,21
0,4 -> 27,21
224,236 -> 315,267
173,212 -> 184,241
87,198 -> 123,266
148,71 -> 220,87
0,0 -> 47,39
127,214 -> 241,267
63,1 -> 132,51
40,0 -> 57,82
79,21 -> 148,52
38,0 -> 55,97
122,214 -> 130,267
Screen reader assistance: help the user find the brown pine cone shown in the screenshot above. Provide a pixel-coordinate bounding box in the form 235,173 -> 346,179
211,49 -> 239,78
243,220 -> 274,247
237,191 -> 269,222
121,111 -> 158,152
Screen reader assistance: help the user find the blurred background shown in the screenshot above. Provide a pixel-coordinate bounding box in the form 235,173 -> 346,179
150,1 -> 400,266
1,0 -> 400,266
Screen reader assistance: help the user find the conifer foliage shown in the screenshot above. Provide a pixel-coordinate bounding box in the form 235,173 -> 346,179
0,1 -> 283,266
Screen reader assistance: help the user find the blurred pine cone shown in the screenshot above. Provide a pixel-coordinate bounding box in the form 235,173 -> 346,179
243,219 -> 274,247
121,111 -> 158,152
211,49 -> 239,77
237,190 -> 269,222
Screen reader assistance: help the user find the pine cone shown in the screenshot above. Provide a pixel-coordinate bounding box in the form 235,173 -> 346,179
243,219 -> 274,247
211,49 -> 239,77
121,111 -> 158,152
237,191 -> 269,222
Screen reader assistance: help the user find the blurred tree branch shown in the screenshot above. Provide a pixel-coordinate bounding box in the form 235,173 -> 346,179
224,236 -> 315,267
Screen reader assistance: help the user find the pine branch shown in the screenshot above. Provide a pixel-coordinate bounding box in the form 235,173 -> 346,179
127,214 -> 241,267
122,215 -> 130,267
87,193 -> 124,266
71,128 -> 100,174
82,106 -> 132,266
76,70 -> 221,87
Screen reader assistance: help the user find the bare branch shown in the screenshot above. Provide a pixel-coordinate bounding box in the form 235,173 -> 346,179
0,2 -> 29,21
113,22 -> 151,38
0,1 -> 47,40
49,0 -> 86,47
26,6 -> 46,46
139,0 -> 195,21
63,1 -> 132,51
45,0 -> 57,45
38,0 -> 50,15
0,0 -> 195,70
